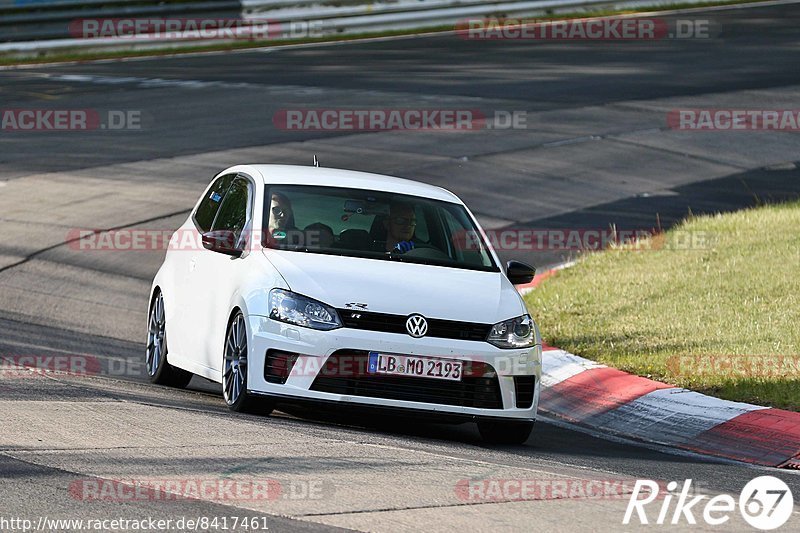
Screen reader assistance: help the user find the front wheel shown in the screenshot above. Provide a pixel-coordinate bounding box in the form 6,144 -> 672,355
223,312 -> 274,415
146,290 -> 193,388
477,419 -> 534,445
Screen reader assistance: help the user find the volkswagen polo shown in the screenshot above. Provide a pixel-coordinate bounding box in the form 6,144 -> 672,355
147,164 -> 542,444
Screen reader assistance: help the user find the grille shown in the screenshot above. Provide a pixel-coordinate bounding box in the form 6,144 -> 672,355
514,376 -> 536,408
310,351 -> 504,409
337,309 -> 492,341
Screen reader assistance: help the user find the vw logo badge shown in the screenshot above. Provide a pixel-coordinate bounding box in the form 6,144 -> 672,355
405,314 -> 428,338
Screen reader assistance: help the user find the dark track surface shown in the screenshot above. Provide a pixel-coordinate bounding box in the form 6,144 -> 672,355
1,4 -> 799,171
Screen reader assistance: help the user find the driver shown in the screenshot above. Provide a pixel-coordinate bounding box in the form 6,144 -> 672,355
384,202 -> 416,253
268,192 -> 295,234
267,192 -> 300,246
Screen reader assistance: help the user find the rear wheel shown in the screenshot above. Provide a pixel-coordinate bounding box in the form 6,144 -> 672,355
223,312 -> 274,415
146,290 -> 193,388
477,419 -> 534,445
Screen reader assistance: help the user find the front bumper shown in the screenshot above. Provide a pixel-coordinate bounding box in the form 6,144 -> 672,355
246,315 -> 541,421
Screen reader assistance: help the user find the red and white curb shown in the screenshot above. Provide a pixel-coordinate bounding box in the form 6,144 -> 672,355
521,268 -> 800,469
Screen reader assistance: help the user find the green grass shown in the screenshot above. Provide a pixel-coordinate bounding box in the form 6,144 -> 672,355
525,201 -> 800,410
0,0 -> 771,66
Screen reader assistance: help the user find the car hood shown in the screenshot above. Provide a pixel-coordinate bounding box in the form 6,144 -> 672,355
263,249 -> 524,323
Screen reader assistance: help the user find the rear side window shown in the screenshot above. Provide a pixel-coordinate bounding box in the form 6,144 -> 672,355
194,174 -> 235,232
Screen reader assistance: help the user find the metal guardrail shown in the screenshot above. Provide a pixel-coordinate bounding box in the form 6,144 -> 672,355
1,0 -> 242,41
245,0 -> 614,33
0,0 -> 714,52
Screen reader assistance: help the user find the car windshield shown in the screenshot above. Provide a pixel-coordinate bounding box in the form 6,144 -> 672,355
263,185 -> 498,272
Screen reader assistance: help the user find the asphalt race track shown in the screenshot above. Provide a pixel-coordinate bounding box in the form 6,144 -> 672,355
2,2 -> 800,531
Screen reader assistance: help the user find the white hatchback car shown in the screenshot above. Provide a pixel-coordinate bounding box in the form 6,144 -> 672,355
147,164 -> 542,443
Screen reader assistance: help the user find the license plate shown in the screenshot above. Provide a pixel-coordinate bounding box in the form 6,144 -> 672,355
367,352 -> 463,381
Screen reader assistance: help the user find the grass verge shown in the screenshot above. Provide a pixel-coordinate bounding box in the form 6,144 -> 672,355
525,201 -> 800,410
0,0 -> 772,67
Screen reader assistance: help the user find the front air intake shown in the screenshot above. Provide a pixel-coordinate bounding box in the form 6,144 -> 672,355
264,350 -> 299,384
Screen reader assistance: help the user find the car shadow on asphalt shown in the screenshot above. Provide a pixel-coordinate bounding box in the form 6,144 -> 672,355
272,404 -> 719,467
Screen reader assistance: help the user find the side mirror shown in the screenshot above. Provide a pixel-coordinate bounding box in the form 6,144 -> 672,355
506,260 -> 536,285
202,231 -> 243,257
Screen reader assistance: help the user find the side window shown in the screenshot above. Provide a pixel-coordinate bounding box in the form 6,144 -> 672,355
210,177 -> 250,243
194,174 -> 235,232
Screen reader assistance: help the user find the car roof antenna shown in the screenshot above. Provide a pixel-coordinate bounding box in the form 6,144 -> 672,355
313,155 -> 320,167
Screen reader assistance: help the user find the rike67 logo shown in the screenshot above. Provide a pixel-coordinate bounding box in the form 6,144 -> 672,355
624,476 -> 793,530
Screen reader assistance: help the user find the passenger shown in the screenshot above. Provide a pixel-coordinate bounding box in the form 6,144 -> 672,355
304,223 -> 335,248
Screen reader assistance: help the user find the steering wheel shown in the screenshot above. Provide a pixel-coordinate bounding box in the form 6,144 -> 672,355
402,244 -> 450,260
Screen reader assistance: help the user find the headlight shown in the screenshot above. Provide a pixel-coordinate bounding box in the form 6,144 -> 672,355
269,289 -> 342,330
487,315 -> 535,348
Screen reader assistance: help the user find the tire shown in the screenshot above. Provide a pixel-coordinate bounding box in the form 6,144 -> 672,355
222,311 -> 275,415
477,419 -> 534,445
146,290 -> 194,388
